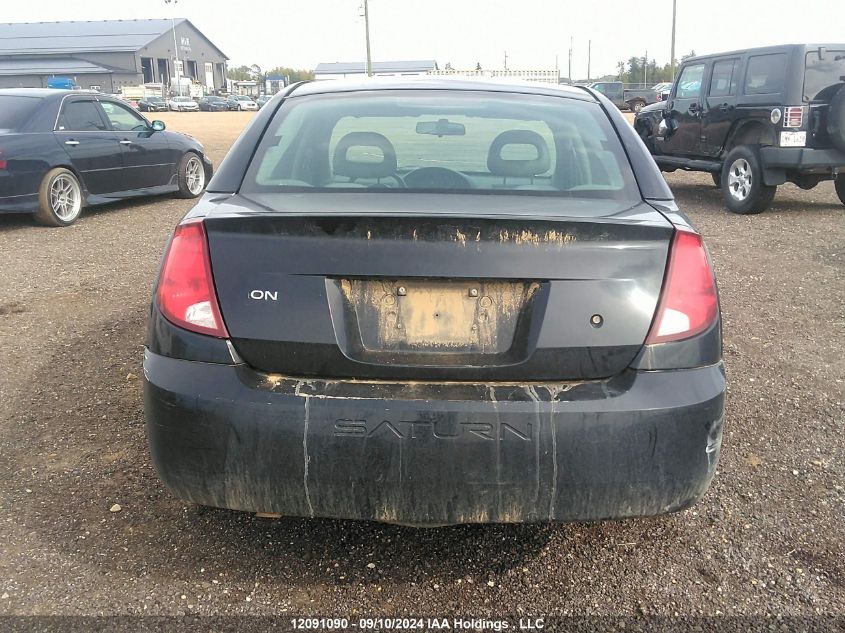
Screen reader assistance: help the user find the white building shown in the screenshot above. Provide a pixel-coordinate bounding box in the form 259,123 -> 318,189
314,60 -> 438,80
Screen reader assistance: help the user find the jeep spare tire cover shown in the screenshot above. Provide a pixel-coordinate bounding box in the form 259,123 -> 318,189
828,84 -> 845,152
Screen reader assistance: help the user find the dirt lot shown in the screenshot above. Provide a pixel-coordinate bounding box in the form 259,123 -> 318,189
0,111 -> 843,623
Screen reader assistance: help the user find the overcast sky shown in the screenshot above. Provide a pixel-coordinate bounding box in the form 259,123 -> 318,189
5,0 -> 845,77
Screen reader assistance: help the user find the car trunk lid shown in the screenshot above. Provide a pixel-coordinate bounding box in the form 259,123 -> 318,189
203,193 -> 674,381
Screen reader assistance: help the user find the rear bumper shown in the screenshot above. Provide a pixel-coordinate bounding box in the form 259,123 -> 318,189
761,147 -> 845,171
143,350 -> 726,526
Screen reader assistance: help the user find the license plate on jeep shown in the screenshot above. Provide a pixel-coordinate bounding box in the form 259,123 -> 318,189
780,131 -> 807,147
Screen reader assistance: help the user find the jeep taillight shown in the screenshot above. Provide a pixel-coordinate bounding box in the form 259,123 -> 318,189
784,106 -> 805,128
157,220 -> 229,338
646,228 -> 719,344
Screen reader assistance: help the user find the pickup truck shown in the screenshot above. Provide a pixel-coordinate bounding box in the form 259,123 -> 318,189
589,82 -> 660,113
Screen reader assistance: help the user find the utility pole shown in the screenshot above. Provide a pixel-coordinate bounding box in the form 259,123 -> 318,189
587,40 -> 591,81
165,0 -> 181,96
644,50 -> 648,86
670,0 -> 677,79
504,51 -> 508,70
363,0 -> 373,76
568,36 -> 572,84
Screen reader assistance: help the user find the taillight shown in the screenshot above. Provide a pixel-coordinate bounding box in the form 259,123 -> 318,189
157,220 -> 228,338
784,106 -> 805,128
0,152 -> 6,170
646,229 -> 718,344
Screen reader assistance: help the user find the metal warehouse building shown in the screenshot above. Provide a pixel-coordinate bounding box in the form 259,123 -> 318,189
0,19 -> 228,94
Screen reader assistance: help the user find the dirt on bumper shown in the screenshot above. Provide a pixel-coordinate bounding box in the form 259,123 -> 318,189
143,351 -> 726,526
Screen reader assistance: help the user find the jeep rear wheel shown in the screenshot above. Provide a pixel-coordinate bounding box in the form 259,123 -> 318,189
835,174 -> 845,206
720,146 -> 776,215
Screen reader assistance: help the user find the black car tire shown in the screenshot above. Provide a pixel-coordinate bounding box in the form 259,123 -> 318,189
711,172 -> 721,188
175,152 -> 207,199
827,85 -> 845,153
34,168 -> 84,227
629,99 -> 646,113
720,146 -> 776,215
835,174 -> 845,207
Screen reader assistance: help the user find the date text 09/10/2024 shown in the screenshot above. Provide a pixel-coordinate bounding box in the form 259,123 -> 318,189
290,617 -> 546,630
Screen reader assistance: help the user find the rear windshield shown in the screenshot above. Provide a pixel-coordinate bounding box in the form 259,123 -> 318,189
805,50 -> 845,100
242,90 -> 638,200
0,95 -> 40,130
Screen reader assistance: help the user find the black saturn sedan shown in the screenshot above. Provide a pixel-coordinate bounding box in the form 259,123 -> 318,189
0,89 -> 212,226
144,78 -> 725,526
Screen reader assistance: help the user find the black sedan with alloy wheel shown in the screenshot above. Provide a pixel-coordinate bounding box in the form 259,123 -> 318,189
198,96 -> 229,112
137,96 -> 168,112
145,78 -> 725,527
0,89 -> 213,226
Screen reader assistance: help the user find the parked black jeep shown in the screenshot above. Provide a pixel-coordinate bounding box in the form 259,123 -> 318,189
635,44 -> 845,214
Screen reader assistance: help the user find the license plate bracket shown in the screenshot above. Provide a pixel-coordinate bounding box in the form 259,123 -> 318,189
338,279 -> 538,354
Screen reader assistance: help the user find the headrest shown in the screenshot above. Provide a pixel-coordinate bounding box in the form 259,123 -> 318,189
333,132 -> 397,179
487,130 -> 551,178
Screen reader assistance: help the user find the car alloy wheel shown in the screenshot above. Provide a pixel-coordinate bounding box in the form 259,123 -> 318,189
186,156 -> 205,195
50,173 -> 82,221
727,158 -> 752,201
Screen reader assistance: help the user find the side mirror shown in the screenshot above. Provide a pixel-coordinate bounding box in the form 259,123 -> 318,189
151,120 -> 166,132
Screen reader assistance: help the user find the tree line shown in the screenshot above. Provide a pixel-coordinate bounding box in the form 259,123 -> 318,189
226,52 -> 698,88
609,51 -> 697,86
226,65 -> 314,83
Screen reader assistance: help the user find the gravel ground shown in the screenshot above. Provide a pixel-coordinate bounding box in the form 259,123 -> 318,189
0,112 -> 842,624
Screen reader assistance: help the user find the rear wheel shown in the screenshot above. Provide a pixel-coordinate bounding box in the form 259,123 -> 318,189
720,146 -> 776,215
630,99 -> 645,113
175,152 -> 206,199
835,174 -> 845,206
34,168 -> 83,227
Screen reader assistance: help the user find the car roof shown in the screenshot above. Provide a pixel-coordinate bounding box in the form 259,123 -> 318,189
287,76 -> 596,102
683,43 -> 845,64
0,88 -> 74,101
